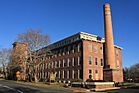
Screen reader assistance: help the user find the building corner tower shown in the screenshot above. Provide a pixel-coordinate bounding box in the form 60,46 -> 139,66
103,3 -> 123,82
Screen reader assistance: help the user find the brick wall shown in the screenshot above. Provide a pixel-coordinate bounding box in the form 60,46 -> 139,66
82,40 -> 103,81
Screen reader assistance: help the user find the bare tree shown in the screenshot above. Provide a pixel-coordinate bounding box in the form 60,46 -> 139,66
130,63 -> 139,80
123,63 -> 139,82
0,48 -> 12,79
16,28 -> 50,82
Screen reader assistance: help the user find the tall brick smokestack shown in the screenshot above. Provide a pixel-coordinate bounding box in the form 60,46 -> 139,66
104,3 -> 115,69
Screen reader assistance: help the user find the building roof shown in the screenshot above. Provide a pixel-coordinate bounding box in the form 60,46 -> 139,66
43,32 -> 123,50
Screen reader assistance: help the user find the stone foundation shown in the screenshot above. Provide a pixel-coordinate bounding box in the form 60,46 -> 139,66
72,82 -> 115,89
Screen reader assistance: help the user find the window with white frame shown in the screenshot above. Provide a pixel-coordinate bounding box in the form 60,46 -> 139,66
72,57 -> 75,66
78,56 -> 80,66
48,63 -> 50,69
63,70 -> 64,79
78,70 -> 80,79
46,63 -> 47,69
67,70 -> 69,79
77,43 -> 80,52
88,43 -> 92,52
67,58 -> 70,67
59,71 -> 60,78
55,61 -> 57,68
94,45 -> 98,53
72,70 -> 74,79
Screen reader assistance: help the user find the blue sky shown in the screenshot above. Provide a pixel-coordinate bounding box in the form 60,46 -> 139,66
0,0 -> 139,67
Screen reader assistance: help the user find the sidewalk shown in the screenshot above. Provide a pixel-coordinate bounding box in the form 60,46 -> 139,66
12,80 -> 91,92
67,87 -> 90,93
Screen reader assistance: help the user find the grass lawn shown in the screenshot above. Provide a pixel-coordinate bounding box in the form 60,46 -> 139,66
106,82 -> 139,93
106,88 -> 139,93
118,82 -> 139,87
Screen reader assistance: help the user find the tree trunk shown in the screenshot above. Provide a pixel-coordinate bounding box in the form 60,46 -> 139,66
34,73 -> 38,82
34,65 -> 38,83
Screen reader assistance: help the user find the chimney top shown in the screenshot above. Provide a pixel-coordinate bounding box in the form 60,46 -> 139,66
104,3 -> 110,8
104,3 -> 110,6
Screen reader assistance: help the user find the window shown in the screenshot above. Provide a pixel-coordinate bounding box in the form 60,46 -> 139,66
72,70 -> 75,79
59,49 -> 61,56
59,71 -> 60,78
116,49 -> 118,56
72,45 -> 75,53
88,43 -> 92,52
89,70 -> 92,74
95,70 -> 98,74
45,63 -> 47,69
56,72 -> 58,77
78,70 -> 80,79
116,60 -> 120,68
100,47 -> 103,54
67,70 -> 69,79
101,59 -> 103,66
45,72 -> 47,77
63,48 -> 65,55
94,45 -> 98,53
89,56 -> 92,65
68,46 -> 71,54
59,60 -> 61,67
48,63 -> 50,69
61,49 -> 64,55
78,56 -> 80,66
74,71 -> 76,79
51,62 -> 53,68
63,70 -> 64,79
69,70 -> 71,78
55,54 -> 57,58
47,72 -> 50,77
89,75 -> 92,79
67,59 -> 70,67
64,71 -> 66,78
63,59 -> 66,67
95,58 -> 98,65
60,71 -> 62,78
69,59 -> 72,66
57,61 -> 59,67
72,57 -> 75,66
55,61 -> 57,68
77,43 -> 80,52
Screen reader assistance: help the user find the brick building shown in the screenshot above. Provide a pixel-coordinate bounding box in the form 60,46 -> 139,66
36,31 -> 123,82
11,3 -> 123,82
10,42 -> 28,80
